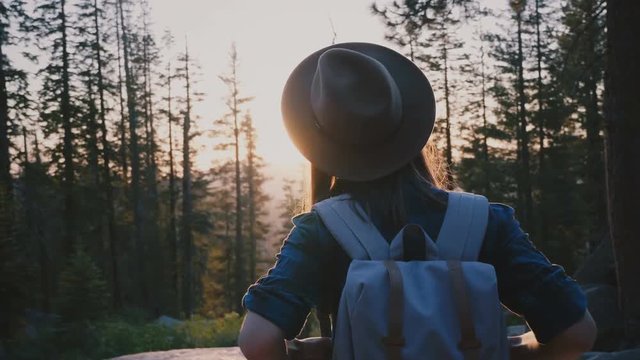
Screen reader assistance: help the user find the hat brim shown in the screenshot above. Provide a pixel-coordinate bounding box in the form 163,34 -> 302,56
282,42 -> 436,181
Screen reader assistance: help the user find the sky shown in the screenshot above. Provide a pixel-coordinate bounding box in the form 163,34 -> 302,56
149,0 -> 392,176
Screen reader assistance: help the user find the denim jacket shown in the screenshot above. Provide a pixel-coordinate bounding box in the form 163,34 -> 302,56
243,185 -> 586,344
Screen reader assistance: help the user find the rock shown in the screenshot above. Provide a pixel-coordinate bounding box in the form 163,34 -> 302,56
581,349 -> 640,359
574,236 -> 617,286
23,309 -> 60,339
154,315 -> 183,328
111,347 -> 244,360
582,284 -> 625,351
109,346 -> 640,360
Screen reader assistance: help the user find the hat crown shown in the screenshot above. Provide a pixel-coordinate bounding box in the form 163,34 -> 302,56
310,48 -> 403,146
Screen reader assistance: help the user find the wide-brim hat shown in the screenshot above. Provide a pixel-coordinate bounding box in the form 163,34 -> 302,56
282,42 -> 436,182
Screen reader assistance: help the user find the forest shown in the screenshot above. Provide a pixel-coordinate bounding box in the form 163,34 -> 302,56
0,0 -> 638,358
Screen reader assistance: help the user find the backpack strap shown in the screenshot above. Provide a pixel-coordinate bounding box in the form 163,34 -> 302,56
313,194 -> 389,260
437,192 -> 489,261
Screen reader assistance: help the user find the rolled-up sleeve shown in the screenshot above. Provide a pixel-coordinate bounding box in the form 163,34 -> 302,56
242,212 -> 325,340
485,204 -> 587,344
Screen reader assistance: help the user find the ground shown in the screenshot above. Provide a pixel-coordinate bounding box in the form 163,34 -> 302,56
112,347 -> 244,360
112,347 -> 640,359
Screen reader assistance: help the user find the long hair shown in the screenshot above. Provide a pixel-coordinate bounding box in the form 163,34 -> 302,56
310,143 -> 452,232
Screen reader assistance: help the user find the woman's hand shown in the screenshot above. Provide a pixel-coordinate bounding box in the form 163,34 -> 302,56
509,311 -> 597,360
509,331 -> 543,359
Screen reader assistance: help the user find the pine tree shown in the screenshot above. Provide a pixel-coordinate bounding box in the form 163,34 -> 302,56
558,0 -> 607,248
457,31 -> 493,197
135,0 -> 162,312
275,176 -> 304,241
35,0 -> 77,256
207,159 -> 237,313
113,0 -> 128,184
159,30 -> 180,315
75,0 -> 103,265
241,112 -> 270,280
178,39 -> 195,317
0,0 -> 31,229
0,0 -> 29,201
56,247 -> 108,322
74,0 -> 121,308
482,1 -> 536,228
511,0 -> 533,230
138,1 -> 159,243
0,0 -> 32,330
20,127 -> 56,316
216,44 -> 253,312
117,0 -> 148,307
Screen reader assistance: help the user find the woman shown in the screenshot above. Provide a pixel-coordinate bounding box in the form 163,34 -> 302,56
238,43 -> 596,359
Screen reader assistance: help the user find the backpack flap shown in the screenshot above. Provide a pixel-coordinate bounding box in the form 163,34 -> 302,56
337,257 -> 505,360
389,223 -> 439,261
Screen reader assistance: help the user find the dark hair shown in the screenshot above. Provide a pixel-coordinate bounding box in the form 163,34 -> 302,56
311,145 -> 451,233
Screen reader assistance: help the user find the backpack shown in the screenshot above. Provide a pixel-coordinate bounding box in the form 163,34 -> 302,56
313,191 -> 509,360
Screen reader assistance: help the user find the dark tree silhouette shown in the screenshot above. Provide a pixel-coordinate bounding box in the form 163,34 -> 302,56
604,0 -> 640,345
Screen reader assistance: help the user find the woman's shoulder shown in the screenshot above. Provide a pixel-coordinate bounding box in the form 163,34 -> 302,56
288,210 -> 334,249
481,201 -> 536,264
486,202 -> 524,240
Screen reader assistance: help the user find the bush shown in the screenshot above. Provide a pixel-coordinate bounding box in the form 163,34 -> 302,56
56,249 -> 109,322
178,312 -> 242,348
92,320 -> 190,358
6,311 -> 243,359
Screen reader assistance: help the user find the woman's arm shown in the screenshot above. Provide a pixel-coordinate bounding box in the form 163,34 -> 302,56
510,310 -> 597,360
238,311 -> 287,360
239,212 -> 329,359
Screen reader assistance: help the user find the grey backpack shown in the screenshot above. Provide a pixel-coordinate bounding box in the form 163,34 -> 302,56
314,192 -> 509,360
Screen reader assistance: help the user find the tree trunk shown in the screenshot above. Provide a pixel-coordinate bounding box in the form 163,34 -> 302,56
604,0 -> 640,345
114,0 -> 128,185
584,0 -> 606,247
181,42 -> 194,318
585,74 -> 605,242
233,105 -> 244,312
141,16 -> 160,312
118,0 -> 148,307
22,129 -> 51,312
0,36 -> 11,204
515,9 -> 533,230
534,0 -> 545,169
480,45 -> 490,196
246,117 -> 256,281
442,36 -> 454,188
61,0 -> 75,256
533,0 -> 549,246
229,47 -> 245,313
86,82 -> 100,188
94,0 -> 121,309
224,204 -> 232,312
166,60 -> 179,315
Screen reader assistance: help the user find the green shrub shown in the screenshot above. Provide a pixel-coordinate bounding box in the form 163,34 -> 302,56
6,312 -> 243,359
209,312 -> 242,346
178,312 -> 242,347
56,249 -> 109,323
92,320 -> 190,358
